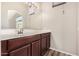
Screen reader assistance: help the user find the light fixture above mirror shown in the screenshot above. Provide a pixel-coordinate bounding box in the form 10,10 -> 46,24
27,2 -> 39,15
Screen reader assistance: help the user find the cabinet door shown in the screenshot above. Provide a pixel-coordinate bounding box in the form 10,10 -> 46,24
9,44 -> 31,56
1,40 -> 8,56
32,40 -> 40,56
8,37 -> 29,51
47,37 -> 50,49
41,38 -> 47,55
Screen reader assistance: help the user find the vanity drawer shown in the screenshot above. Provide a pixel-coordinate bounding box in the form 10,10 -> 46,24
7,34 -> 41,51
27,34 -> 41,42
8,37 -> 29,51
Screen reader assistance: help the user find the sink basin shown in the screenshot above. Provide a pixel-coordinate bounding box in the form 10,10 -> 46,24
0,29 -> 17,35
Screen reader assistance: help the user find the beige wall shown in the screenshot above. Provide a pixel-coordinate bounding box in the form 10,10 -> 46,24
26,3 -> 43,29
1,2 -> 28,29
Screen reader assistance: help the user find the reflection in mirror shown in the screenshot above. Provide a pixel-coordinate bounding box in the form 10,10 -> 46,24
1,10 -> 22,29
1,2 -> 27,29
1,2 -> 42,30
8,10 -> 22,29
16,16 -> 24,34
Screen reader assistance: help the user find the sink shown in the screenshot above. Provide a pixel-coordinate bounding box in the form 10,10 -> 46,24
0,29 -> 17,35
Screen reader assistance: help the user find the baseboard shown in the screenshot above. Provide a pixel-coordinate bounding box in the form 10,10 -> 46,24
49,47 -> 77,56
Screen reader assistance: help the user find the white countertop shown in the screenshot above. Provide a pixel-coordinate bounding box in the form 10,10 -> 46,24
0,29 -> 51,41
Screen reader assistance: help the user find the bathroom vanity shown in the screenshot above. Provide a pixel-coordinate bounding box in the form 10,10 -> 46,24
1,31 -> 51,56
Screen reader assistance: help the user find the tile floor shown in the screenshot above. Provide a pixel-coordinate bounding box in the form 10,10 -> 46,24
44,49 -> 71,56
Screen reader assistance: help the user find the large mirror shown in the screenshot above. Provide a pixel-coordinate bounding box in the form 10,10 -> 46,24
1,2 -> 42,30
1,2 -> 28,29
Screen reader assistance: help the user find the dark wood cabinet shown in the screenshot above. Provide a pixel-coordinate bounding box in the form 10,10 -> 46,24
1,40 -> 8,56
47,37 -> 50,49
32,40 -> 40,56
41,38 -> 47,55
41,33 -> 51,55
8,37 -> 29,52
9,44 -> 31,56
1,32 -> 51,56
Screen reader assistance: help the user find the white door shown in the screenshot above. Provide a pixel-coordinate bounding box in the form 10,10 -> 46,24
63,2 -> 77,55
